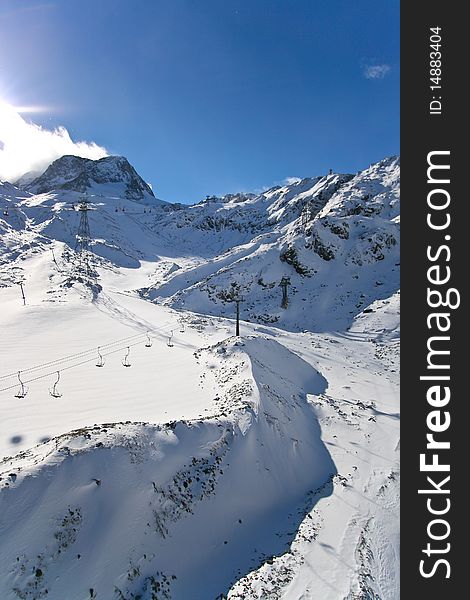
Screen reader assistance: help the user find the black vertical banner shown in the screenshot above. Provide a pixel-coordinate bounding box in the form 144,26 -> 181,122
401,3 -> 465,597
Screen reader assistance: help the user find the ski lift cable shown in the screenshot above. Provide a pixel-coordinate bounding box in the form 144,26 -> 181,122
0,338 -> 150,393
0,331 -> 150,381
0,321 -> 181,383
0,311 -> 187,384
0,331 -> 147,379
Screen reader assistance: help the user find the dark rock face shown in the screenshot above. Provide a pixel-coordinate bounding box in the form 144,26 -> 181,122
26,155 -> 154,199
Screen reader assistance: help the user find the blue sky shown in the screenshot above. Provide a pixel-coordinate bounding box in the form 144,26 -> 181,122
0,0 -> 399,203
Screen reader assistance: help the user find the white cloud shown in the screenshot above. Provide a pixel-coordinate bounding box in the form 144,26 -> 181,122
283,176 -> 302,185
252,176 -> 303,194
0,102 -> 108,183
363,64 -> 391,79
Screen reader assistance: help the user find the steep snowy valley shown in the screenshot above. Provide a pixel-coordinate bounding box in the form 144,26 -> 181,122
0,155 -> 399,600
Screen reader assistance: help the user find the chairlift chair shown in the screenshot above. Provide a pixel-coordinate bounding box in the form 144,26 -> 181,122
14,371 -> 28,398
49,371 -> 62,398
122,346 -> 132,367
96,347 -> 105,367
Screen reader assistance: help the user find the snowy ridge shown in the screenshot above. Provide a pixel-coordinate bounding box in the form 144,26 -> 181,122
0,337 -> 334,599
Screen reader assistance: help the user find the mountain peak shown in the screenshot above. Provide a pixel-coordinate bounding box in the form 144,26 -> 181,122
24,155 -> 155,200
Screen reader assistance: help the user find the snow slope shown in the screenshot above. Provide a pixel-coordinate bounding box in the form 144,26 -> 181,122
0,336 -> 337,599
0,154 -> 399,599
145,157 -> 400,332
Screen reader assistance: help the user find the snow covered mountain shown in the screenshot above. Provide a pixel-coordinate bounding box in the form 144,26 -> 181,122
146,157 -> 399,331
22,155 -> 155,200
0,155 -> 400,599
1,154 -> 399,331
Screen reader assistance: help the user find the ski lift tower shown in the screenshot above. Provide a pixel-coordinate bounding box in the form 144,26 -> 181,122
235,294 -> 243,337
279,276 -> 291,309
74,199 -> 93,278
228,283 -> 244,336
